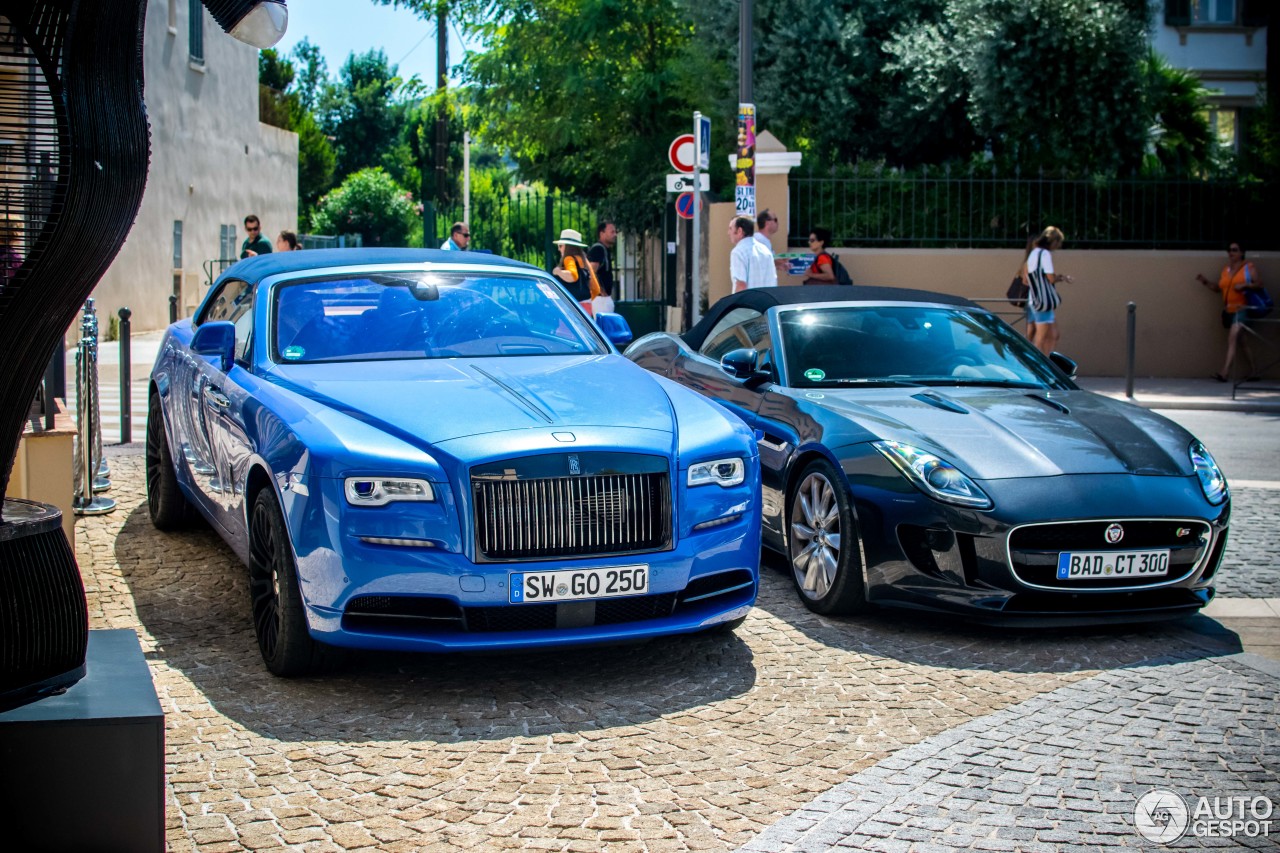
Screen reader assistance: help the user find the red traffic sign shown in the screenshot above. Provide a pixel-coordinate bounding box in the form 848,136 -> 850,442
675,191 -> 701,219
668,133 -> 695,173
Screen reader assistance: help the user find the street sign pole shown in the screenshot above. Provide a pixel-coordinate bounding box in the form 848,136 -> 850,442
691,111 -> 703,327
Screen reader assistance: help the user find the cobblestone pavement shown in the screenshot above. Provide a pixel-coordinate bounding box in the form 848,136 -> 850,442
738,653 -> 1280,852
79,454 -> 1276,852
1215,486 -> 1280,599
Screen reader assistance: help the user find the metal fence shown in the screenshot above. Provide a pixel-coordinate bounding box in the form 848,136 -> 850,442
789,167 -> 1280,250
431,191 -> 666,304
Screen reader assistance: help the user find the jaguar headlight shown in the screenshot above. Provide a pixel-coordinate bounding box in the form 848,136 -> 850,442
1189,441 -> 1228,505
873,440 -> 992,509
344,477 -> 435,506
687,457 -> 746,488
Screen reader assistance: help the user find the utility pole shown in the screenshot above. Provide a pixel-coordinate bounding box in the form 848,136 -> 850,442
734,0 -> 756,220
434,2 -> 448,223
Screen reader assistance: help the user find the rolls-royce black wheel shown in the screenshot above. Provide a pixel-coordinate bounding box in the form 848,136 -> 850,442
146,390 -> 197,530
248,489 -> 325,677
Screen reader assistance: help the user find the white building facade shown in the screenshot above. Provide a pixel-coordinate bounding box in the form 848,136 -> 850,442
91,0 -> 298,332
1152,0 -> 1269,150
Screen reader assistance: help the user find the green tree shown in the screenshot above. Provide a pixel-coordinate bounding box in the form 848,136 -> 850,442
320,50 -> 408,178
1136,49 -> 1215,176
291,38 -> 329,115
382,0 -> 728,229
311,167 -> 420,246
258,46 -> 338,223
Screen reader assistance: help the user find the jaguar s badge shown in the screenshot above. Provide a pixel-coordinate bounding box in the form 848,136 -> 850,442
568,454 -> 581,476
1104,523 -> 1124,544
1176,527 -> 1191,537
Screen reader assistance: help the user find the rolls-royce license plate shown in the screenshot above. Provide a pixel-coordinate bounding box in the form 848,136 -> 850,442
510,565 -> 649,604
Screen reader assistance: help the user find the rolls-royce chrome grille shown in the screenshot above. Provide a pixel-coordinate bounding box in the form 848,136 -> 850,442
471,453 -> 672,561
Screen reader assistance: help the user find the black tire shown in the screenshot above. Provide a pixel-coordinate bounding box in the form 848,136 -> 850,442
146,391 -> 197,530
787,459 -> 868,615
248,488 -> 326,677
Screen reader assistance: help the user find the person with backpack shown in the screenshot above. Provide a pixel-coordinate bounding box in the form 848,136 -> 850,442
801,227 -> 853,285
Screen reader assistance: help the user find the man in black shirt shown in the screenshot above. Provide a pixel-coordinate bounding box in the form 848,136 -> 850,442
587,220 -> 618,312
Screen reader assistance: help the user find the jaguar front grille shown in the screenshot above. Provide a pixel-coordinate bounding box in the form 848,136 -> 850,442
1007,519 -> 1213,590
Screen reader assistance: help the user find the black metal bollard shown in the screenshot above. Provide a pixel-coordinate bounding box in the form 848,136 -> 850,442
1125,302 -> 1136,399
118,307 -> 131,444
169,294 -> 177,324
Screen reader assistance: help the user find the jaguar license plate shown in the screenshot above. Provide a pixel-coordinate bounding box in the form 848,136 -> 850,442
510,565 -> 649,604
1055,550 -> 1170,580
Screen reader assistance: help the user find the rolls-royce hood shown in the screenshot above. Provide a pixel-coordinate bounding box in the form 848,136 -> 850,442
812,387 -> 1194,479
268,354 -> 675,444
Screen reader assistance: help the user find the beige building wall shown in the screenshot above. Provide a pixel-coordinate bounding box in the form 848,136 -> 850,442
88,0 -> 298,333
823,248 -> 1278,378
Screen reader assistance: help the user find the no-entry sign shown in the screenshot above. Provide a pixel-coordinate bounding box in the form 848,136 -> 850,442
668,134 -> 695,173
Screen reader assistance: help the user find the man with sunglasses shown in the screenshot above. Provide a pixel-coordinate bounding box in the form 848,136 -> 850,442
240,214 -> 273,258
441,221 -> 471,251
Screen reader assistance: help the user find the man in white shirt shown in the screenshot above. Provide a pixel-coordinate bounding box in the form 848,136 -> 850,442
729,215 -> 775,293
440,222 -> 470,251
753,209 -> 782,287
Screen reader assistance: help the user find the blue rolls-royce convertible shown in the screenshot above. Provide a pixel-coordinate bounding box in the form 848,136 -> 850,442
146,249 -> 760,675
625,286 -> 1230,625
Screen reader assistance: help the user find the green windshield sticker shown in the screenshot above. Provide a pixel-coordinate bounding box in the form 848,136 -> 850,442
282,345 -> 305,360
804,368 -> 825,382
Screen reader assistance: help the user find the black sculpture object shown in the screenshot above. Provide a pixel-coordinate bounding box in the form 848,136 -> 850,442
0,0 -> 286,710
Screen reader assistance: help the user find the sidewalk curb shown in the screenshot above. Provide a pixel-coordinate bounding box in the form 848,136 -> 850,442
1090,393 -> 1280,414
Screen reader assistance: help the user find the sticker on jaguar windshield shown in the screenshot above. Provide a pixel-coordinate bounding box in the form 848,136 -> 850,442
804,368 -> 826,382
282,345 -> 305,360
536,282 -> 559,299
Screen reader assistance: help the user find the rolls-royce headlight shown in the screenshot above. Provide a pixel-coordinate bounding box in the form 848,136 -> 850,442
344,477 -> 435,506
1189,441 -> 1228,505
687,457 -> 745,488
873,440 -> 992,509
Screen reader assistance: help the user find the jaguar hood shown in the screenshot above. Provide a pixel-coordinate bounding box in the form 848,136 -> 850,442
810,387 -> 1194,479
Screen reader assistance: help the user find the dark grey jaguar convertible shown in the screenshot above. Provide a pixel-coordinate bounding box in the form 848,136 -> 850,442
625,286 -> 1230,625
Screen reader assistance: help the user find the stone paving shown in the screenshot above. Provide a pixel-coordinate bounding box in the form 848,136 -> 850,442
737,654 -> 1280,852
1214,487 -> 1280,599
78,454 -> 1277,852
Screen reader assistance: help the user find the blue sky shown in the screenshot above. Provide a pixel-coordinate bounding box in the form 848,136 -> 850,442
274,0 -> 476,86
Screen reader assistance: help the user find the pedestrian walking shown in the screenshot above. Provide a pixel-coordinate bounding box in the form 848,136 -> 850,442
441,222 -> 470,251
1015,234 -> 1037,341
1026,226 -> 1072,355
240,215 -> 272,258
802,228 -> 835,284
587,220 -> 618,314
551,228 -> 600,314
275,230 -> 301,252
729,215 -> 774,293
1198,241 -> 1263,381
753,209 -> 780,287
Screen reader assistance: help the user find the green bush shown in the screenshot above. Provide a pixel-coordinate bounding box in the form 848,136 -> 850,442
310,167 -> 419,247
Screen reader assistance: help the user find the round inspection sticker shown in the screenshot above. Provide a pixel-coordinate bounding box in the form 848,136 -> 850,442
804,368 -> 825,382
282,345 -> 305,360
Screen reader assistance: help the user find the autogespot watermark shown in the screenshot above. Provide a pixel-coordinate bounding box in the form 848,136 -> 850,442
1134,790 -> 1275,844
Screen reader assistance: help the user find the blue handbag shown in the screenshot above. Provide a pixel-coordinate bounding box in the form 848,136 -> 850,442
1245,265 -> 1274,319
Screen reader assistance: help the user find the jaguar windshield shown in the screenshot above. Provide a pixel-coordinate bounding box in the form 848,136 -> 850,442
779,305 -> 1069,389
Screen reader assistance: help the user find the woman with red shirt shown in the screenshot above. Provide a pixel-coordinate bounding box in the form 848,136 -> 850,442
1197,241 -> 1263,381
804,227 -> 835,284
